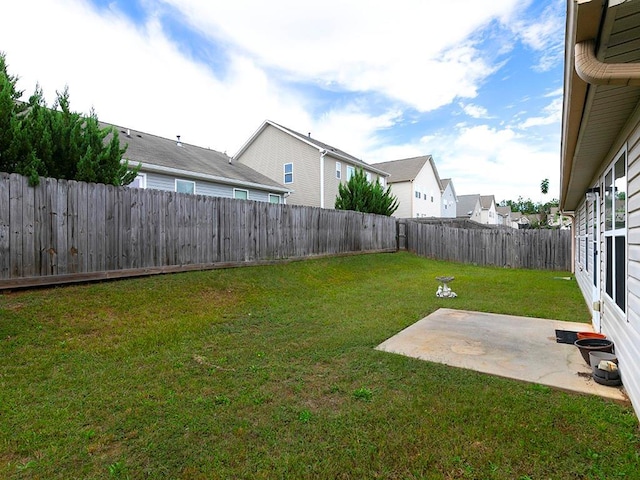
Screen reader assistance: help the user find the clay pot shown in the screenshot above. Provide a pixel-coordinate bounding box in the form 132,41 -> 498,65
576,331 -> 607,340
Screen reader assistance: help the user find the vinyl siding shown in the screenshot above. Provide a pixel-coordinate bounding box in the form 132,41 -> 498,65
139,171 -> 281,203
441,184 -> 456,218
236,125 -> 320,207
388,182 -> 413,218
324,158 -> 387,210
574,113 -> 640,419
413,166 -> 441,218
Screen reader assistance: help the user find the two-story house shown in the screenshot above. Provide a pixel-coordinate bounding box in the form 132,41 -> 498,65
371,155 -> 443,218
234,120 -> 388,208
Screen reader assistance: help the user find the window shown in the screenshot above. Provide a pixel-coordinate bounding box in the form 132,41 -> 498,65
175,179 -> 195,194
604,149 -> 626,312
415,190 -> 421,199
365,172 -> 372,183
128,173 -> 146,189
336,162 -> 341,179
284,163 -> 293,184
347,165 -> 355,180
268,193 -> 281,204
233,189 -> 249,200
379,177 -> 385,188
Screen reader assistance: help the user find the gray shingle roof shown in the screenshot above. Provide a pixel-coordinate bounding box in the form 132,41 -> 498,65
457,194 -> 481,217
372,155 -> 442,188
104,123 -> 288,191
479,195 -> 496,209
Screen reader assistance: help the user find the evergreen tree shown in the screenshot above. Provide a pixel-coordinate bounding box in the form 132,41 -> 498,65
0,52 -> 139,186
335,168 -> 399,216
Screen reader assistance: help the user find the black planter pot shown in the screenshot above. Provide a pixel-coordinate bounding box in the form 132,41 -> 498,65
574,338 -> 614,365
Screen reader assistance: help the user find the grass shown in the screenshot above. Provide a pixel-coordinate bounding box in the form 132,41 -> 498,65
0,251 -> 638,479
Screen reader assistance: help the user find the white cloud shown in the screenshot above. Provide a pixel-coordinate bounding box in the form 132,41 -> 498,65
418,124 -> 559,202
518,96 -> 562,129
460,102 -> 490,119
160,0 -> 522,111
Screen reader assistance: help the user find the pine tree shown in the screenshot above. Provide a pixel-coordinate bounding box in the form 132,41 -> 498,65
335,168 -> 399,216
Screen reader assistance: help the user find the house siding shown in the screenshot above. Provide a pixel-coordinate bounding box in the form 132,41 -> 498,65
441,183 -> 456,218
138,171 -> 280,203
388,182 -> 413,218
236,125 -> 320,207
574,113 -> 640,419
413,167 -> 441,218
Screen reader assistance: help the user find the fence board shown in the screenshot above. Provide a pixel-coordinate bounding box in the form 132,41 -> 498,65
0,173 -> 10,278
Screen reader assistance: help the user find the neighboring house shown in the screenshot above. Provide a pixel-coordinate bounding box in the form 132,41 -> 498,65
371,156 -> 443,218
479,195 -> 498,225
496,206 -> 512,227
456,194 -> 482,222
109,124 -> 290,203
509,211 -> 530,229
440,178 -> 458,218
234,120 -> 388,208
561,0 -> 640,419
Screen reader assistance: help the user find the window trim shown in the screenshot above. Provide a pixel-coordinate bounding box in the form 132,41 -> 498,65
129,173 -> 147,189
346,165 -> 355,180
175,179 -> 196,195
268,193 -> 281,204
603,146 -> 627,314
336,161 -> 341,179
233,188 -> 249,200
284,163 -> 293,184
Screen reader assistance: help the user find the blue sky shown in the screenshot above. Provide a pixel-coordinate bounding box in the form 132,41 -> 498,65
0,0 -> 565,202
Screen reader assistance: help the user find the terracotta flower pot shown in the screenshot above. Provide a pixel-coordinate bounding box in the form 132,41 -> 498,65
576,332 -> 607,340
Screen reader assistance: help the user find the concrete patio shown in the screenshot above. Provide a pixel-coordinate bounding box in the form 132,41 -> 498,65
376,308 -> 628,402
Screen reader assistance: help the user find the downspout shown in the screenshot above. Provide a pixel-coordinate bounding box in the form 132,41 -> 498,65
575,40 -> 640,86
320,149 -> 327,208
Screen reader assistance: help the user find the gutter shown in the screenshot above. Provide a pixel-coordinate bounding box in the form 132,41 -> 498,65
575,39 -> 640,86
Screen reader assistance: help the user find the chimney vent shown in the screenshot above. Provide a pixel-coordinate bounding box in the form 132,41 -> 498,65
308,132 -> 311,138
126,128 -> 131,137
176,135 -> 182,147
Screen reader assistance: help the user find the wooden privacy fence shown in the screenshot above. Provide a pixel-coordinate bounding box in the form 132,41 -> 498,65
0,173 -> 397,289
404,221 -> 571,271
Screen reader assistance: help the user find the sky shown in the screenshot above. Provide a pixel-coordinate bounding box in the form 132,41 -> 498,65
0,0 -> 566,203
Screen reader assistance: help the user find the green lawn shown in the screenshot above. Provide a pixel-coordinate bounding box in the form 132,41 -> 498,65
0,252 -> 638,479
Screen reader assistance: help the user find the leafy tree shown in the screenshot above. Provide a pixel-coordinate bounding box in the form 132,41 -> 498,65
540,178 -> 549,195
0,52 -> 139,186
335,168 -> 399,216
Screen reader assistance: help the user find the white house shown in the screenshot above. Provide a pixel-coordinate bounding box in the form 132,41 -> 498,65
456,194 -> 482,222
479,195 -> 498,225
561,0 -> 640,418
372,155 -> 443,218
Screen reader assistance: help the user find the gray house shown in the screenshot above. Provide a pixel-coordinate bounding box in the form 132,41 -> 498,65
440,178 -> 457,218
234,120 -> 389,208
456,194 -> 482,222
110,124 -> 290,203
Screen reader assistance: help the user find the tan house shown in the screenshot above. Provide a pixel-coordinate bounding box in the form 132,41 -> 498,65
234,120 -> 389,208
561,0 -> 640,418
371,155 -> 444,218
496,206 -> 512,227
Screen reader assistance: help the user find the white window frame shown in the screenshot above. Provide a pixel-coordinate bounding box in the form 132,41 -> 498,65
175,179 -> 195,194
379,177 -> 385,188
129,173 -> 147,189
284,163 -> 293,184
233,188 -> 249,200
603,146 -> 627,314
365,172 -> 372,183
268,193 -> 281,204
336,162 -> 341,179
346,165 -> 355,180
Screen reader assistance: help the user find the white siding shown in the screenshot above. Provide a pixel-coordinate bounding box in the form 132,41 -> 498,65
574,114 -> 640,419
441,183 -> 456,218
387,182 -> 413,218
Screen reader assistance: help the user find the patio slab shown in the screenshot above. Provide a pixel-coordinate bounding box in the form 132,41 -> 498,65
375,308 -> 628,402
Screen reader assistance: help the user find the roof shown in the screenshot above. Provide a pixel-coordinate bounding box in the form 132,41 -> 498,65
496,206 -> 511,216
457,194 -> 481,217
235,120 -> 389,176
105,123 -> 289,192
371,155 -> 443,189
441,178 -> 456,197
479,195 -> 496,210
561,0 -> 640,210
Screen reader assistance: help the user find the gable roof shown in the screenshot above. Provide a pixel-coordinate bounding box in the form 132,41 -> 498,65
457,194 -> 481,216
235,119 -> 389,176
479,195 -> 496,210
441,178 -> 457,198
106,123 -> 289,193
496,206 -> 511,216
372,155 -> 443,189
561,0 -> 640,210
